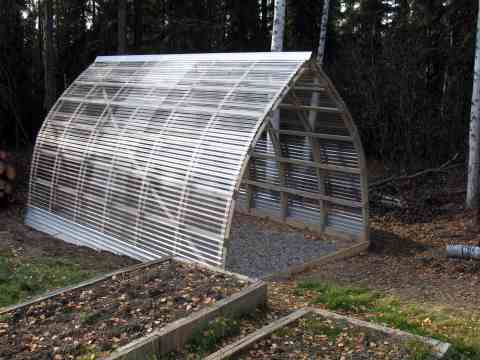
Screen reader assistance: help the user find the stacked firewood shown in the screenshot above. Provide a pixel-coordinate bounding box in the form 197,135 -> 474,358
0,150 -> 16,204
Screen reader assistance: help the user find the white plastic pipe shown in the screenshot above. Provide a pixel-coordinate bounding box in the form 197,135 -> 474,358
446,245 -> 480,260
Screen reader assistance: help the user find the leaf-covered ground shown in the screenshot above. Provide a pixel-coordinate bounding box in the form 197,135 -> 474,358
166,169 -> 480,359
0,251 -> 93,307
234,312 -> 434,360
0,259 -> 248,360
1,159 -> 479,359
0,205 -> 137,308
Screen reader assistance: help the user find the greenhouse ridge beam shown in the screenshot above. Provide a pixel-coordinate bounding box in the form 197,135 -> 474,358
26,52 -> 368,267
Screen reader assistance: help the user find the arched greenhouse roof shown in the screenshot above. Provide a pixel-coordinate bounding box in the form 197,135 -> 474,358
26,52 -> 368,267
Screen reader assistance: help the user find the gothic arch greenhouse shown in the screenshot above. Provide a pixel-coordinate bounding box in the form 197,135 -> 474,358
26,52 -> 368,268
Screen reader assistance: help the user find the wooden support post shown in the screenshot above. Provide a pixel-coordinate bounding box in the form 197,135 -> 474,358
308,62 -> 370,243
285,90 -> 328,231
266,123 -> 289,219
245,157 -> 255,211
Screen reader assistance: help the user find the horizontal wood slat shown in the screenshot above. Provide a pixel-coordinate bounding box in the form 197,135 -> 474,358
243,179 -> 364,208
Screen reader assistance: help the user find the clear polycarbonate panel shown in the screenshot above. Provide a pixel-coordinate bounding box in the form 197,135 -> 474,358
26,52 -> 310,267
240,65 -> 368,238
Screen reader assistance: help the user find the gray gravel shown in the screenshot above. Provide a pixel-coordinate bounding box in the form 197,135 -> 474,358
225,214 -> 337,278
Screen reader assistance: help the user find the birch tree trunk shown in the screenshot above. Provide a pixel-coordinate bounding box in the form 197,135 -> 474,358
268,0 -> 285,183
305,0 -> 331,161
317,0 -> 330,65
270,0 -> 285,129
467,1 -> 480,209
270,0 -> 285,53
43,0 -> 56,111
118,0 -> 127,54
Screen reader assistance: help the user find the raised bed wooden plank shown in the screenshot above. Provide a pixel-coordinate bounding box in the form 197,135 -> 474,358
1,257 -> 265,360
205,307 -> 451,360
263,241 -> 369,280
204,308 -> 310,360
0,256 -> 171,315
106,281 -> 267,360
311,308 -> 451,358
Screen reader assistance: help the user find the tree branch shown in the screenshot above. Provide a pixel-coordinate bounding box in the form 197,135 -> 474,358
369,154 -> 461,189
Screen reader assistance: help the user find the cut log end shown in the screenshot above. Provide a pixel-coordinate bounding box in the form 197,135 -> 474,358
5,165 -> 16,181
0,150 -> 16,205
5,182 -> 13,195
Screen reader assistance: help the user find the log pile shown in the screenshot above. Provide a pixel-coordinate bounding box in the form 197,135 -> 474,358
0,150 -> 16,205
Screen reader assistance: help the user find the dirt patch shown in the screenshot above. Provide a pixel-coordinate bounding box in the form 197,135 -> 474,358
232,312 -> 430,359
298,215 -> 480,311
0,259 -> 248,360
294,166 -> 480,311
0,151 -> 135,275
0,204 -> 137,275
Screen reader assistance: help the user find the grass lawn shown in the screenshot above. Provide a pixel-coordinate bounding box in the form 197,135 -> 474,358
0,249 -> 94,308
296,281 -> 480,359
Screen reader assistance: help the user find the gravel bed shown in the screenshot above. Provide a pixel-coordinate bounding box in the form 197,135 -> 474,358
226,214 -> 337,278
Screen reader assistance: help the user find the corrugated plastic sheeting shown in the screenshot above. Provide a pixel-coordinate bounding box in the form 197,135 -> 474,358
27,52 -> 310,267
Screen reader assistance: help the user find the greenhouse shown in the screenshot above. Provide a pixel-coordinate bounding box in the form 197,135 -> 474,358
26,52 -> 368,268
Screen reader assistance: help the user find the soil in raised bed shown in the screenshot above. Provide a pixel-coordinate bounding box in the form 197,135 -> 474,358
161,306 -> 291,359
233,312 -> 435,360
0,259 -> 248,360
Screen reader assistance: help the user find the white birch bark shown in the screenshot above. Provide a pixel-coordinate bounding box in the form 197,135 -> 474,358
305,0 -> 330,161
270,0 -> 286,53
467,1 -> 480,209
317,0 -> 330,65
267,0 -> 285,182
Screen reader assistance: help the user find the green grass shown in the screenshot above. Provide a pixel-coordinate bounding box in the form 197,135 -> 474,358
161,317 -> 241,359
303,317 -> 343,341
296,281 -> 379,311
0,253 -> 94,307
406,339 -> 437,360
186,317 -> 241,355
297,280 -> 480,359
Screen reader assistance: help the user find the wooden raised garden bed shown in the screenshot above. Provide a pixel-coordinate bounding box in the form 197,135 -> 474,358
0,257 -> 266,360
206,308 -> 451,360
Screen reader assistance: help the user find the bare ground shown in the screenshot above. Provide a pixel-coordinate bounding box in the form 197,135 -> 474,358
0,203 -> 137,276
0,151 -> 137,274
3,154 -> 480,310
296,167 -> 480,311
